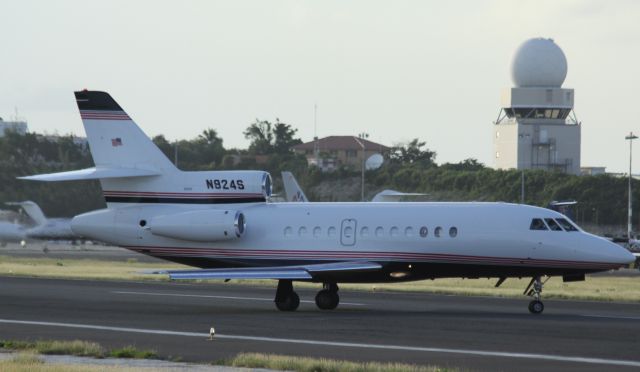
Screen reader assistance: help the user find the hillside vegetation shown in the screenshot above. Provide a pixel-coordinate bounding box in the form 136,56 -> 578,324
0,128 -> 634,233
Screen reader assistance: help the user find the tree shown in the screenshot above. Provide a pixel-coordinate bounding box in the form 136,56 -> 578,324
244,119 -> 301,155
441,158 -> 485,171
152,135 -> 173,163
390,138 -> 436,166
197,128 -> 225,166
273,120 -> 302,154
244,120 -> 274,155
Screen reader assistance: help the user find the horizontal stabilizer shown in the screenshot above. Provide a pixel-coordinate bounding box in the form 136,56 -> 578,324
155,261 -> 382,280
19,167 -> 161,182
371,189 -> 428,202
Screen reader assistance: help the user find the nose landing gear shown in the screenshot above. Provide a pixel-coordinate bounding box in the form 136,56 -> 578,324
315,283 -> 339,310
525,276 -> 546,314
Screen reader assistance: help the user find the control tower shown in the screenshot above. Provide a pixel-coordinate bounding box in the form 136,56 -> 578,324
493,38 -> 580,174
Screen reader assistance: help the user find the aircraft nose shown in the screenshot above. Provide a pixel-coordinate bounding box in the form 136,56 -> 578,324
602,239 -> 635,265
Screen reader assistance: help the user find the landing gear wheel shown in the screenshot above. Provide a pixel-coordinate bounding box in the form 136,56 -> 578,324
275,292 -> 300,311
528,300 -> 544,314
315,289 -> 339,310
524,276 -> 546,314
274,279 -> 300,312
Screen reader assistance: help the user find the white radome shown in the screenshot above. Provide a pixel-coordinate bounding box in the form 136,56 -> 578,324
511,38 -> 567,88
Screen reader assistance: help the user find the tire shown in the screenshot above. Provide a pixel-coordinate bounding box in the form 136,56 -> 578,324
528,300 -> 544,314
315,289 -> 339,310
275,291 -> 300,311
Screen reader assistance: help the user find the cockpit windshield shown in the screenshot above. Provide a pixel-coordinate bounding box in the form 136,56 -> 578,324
556,218 -> 579,231
544,218 -> 563,231
530,218 -> 548,230
530,217 -> 581,232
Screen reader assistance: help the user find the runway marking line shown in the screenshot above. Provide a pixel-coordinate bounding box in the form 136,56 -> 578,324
112,290 -> 366,306
1,318 -> 639,368
581,314 -> 640,321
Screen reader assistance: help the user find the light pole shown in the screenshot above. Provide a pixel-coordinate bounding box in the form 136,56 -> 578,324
174,140 -> 179,167
520,170 -> 525,204
354,133 -> 369,201
626,132 -> 638,239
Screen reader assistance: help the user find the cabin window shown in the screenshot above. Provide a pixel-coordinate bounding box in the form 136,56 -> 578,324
298,226 -> 307,236
449,227 -> 458,238
419,226 -> 428,238
530,218 -> 548,230
360,226 -> 369,237
434,226 -> 442,238
556,218 -> 578,232
390,226 -> 399,237
375,226 -> 384,237
544,218 -> 563,231
405,227 -> 414,237
313,226 -> 322,237
328,226 -> 337,237
284,226 -> 293,237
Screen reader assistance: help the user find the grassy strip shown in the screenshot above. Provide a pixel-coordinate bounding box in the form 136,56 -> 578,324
225,352 -> 455,372
0,339 -> 157,359
1,354 -> 160,371
0,255 -> 187,282
1,254 -> 639,302
0,340 -> 456,372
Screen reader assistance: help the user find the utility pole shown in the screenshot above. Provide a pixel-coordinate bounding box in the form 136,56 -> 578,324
520,170 -> 525,204
626,132 -> 638,239
174,140 -> 179,167
354,133 -> 369,201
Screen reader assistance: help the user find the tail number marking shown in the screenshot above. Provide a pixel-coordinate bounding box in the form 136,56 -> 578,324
206,179 -> 245,190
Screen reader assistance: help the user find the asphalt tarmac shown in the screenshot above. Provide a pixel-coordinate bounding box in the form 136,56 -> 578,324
1,276 -> 639,372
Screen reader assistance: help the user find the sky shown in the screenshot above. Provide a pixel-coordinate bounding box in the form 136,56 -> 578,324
1,0 -> 640,172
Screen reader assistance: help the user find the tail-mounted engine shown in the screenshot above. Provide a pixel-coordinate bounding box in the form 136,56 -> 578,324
147,209 -> 246,242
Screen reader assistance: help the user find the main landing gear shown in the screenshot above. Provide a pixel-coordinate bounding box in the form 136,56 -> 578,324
315,283 -> 339,310
274,280 -> 300,311
274,280 -> 341,311
524,276 -> 545,314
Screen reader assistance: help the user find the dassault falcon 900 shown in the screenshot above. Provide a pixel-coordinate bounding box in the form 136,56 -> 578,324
21,90 -> 634,314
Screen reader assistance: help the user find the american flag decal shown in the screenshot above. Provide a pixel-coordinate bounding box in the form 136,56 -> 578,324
111,138 -> 123,146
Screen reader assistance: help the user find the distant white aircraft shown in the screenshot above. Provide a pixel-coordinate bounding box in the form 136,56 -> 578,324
281,171 -> 308,202
281,171 -> 426,203
0,220 -> 26,247
6,201 -> 81,242
21,90 -> 634,314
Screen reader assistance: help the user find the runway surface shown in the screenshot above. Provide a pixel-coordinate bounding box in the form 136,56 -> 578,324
1,276 -> 640,371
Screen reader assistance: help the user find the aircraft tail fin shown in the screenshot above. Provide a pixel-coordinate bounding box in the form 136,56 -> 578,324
20,91 -> 175,196
281,171 -> 308,202
6,201 -> 47,226
74,90 -> 177,173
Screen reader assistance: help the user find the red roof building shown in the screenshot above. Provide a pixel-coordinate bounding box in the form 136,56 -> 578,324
292,136 -> 390,171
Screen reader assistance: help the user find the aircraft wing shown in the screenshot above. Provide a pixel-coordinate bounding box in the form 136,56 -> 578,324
155,261 -> 382,280
18,167 -> 160,182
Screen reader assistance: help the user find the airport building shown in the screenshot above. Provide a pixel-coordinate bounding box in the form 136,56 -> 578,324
493,38 -> 581,175
293,136 -> 390,172
0,118 -> 28,137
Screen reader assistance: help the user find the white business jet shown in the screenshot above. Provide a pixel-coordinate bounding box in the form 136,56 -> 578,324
21,91 -> 634,314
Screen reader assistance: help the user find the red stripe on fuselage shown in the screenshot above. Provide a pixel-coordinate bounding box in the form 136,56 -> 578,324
123,245 -> 622,270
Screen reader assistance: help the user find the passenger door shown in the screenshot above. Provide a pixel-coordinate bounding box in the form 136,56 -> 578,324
340,218 -> 357,246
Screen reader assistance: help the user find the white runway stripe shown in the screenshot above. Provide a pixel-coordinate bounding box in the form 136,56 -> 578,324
112,290 -> 366,306
1,318 -> 639,367
581,314 -> 640,321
